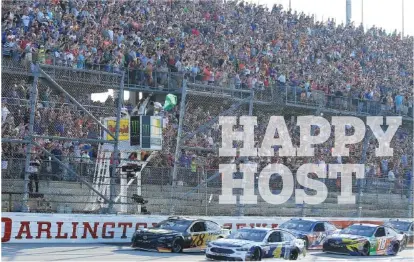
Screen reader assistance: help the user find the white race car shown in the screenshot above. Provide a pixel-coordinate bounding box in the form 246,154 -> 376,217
206,227 -> 306,261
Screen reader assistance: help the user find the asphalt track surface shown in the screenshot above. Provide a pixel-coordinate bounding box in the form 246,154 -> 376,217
2,244 -> 413,262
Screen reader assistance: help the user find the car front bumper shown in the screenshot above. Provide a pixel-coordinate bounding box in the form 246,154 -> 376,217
323,242 -> 362,256
206,247 -> 249,261
131,239 -> 173,252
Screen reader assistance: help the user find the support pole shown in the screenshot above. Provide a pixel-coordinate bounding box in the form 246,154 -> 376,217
236,92 -> 255,217
169,80 -> 188,215
357,129 -> 371,218
108,71 -> 125,214
249,89 -> 254,115
120,174 -> 128,214
171,80 -> 188,185
137,170 -> 142,214
402,0 -> 405,38
409,105 -> 414,218
346,0 -> 352,25
22,63 -> 39,212
361,0 -> 364,27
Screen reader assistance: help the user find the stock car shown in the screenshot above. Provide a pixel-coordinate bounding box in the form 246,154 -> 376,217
384,219 -> 413,244
277,218 -> 339,249
322,223 -> 407,256
131,217 -> 230,252
206,227 -> 306,261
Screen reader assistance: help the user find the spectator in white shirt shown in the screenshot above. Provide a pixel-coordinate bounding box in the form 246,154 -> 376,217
2,104 -> 10,123
388,170 -> 395,193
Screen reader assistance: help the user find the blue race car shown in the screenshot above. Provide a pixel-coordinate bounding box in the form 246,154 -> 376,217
385,219 -> 413,245
278,218 -> 339,249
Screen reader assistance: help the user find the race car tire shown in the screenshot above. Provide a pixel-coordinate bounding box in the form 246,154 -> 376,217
172,238 -> 183,253
289,248 -> 299,260
361,242 -> 370,256
251,247 -> 262,261
391,243 -> 399,256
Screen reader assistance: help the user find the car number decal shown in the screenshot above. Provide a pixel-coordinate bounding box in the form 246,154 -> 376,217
191,233 -> 217,247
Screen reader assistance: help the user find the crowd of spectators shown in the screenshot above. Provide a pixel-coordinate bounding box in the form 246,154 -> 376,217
2,0 -> 413,108
1,0 -> 413,193
1,77 -> 119,181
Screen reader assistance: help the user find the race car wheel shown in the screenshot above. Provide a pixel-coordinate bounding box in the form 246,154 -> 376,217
172,239 -> 183,253
289,248 -> 299,260
362,242 -> 370,256
251,247 -> 262,261
392,243 -> 399,255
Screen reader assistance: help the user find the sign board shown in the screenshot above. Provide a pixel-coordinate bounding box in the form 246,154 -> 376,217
1,213 -> 389,244
130,116 -> 141,146
106,119 -> 129,141
101,116 -> 163,151
140,116 -> 162,150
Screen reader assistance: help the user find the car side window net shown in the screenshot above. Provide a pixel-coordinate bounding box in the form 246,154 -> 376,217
375,227 -> 386,237
314,223 -> 325,232
191,222 -> 206,232
268,232 -> 282,243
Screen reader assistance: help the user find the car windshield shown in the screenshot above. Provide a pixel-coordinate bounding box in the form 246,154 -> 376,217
227,229 -> 267,242
153,220 -> 192,232
279,220 -> 314,232
387,221 -> 411,232
340,225 -> 376,237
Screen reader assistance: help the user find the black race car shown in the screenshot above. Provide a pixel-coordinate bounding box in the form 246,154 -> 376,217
131,216 -> 230,252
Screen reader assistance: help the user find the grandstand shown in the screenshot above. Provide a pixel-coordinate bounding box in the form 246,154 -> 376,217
1,0 -> 413,218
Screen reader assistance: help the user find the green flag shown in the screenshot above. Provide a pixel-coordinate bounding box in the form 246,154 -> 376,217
163,94 -> 177,111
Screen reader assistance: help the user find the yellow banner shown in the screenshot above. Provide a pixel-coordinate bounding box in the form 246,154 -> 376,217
106,119 -> 129,141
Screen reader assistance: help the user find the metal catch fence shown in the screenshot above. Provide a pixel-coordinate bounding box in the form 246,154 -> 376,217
1,60 -> 127,214
1,59 -> 413,218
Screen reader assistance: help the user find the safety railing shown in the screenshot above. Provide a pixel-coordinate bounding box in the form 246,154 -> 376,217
4,54 -> 411,120
285,86 -> 413,119
1,157 -> 96,182
1,97 -> 116,115
2,56 -> 122,89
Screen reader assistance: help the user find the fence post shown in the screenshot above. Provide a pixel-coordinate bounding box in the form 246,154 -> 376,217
409,167 -> 414,218
22,63 -> 39,212
204,167 -> 208,216
357,129 -> 371,218
249,89 -> 254,115
236,91 -> 255,217
169,80 -> 187,215
171,80 -> 187,185
108,71 -> 125,214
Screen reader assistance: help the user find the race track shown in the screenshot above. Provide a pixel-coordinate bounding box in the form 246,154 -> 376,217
2,244 -> 413,261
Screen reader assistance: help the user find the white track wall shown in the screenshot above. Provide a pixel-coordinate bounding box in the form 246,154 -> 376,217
1,213 -> 390,243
